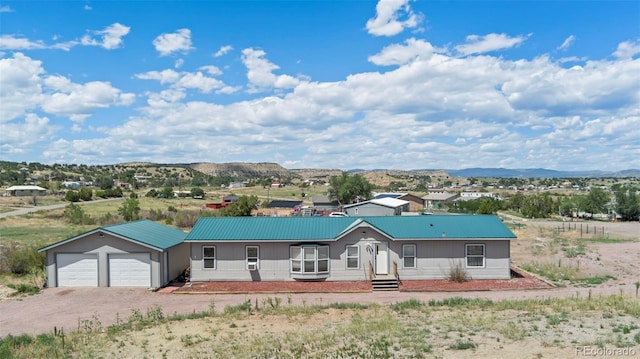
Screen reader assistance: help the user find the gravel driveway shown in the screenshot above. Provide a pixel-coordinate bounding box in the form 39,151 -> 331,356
2,282 -> 638,337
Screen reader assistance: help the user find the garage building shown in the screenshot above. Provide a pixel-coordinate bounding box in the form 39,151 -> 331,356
39,220 -> 188,288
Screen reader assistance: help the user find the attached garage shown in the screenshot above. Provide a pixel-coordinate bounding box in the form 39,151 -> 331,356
109,253 -> 151,287
39,220 -> 189,289
57,254 -> 98,287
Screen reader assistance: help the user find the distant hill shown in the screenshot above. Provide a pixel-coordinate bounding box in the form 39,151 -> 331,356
445,168 -> 640,178
189,162 -> 294,178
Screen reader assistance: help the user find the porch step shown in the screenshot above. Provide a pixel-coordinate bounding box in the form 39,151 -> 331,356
371,276 -> 399,291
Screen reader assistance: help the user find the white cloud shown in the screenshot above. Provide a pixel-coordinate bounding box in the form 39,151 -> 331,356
455,33 -> 529,56
135,67 -> 233,94
84,5 -> 92,10
0,34 -> 78,51
174,59 -> 184,69
214,45 -> 233,57
366,0 -> 421,37
0,53 -> 45,122
0,114 -> 58,155
199,65 -> 222,76
557,35 -> 575,51
41,79 -> 136,121
241,48 -> 301,93
0,35 -> 47,50
0,5 -> 13,13
153,28 -> 193,56
368,38 -> 435,66
0,53 -> 135,123
81,23 -> 130,50
613,39 -> 640,60
135,69 -> 181,84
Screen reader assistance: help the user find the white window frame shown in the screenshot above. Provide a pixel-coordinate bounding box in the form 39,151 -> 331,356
465,243 -> 485,268
203,246 -> 216,269
246,245 -> 259,270
402,244 -> 416,269
290,246 -> 302,273
289,245 -> 329,274
346,245 -> 360,269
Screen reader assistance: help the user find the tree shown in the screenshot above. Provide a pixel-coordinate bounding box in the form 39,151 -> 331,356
160,186 -> 174,198
581,187 -> 609,214
95,175 -> 114,190
220,195 -> 259,216
64,203 -> 92,225
328,172 -> 374,205
118,197 -> 141,221
191,187 -> 205,198
477,198 -> 500,214
616,186 -> 640,221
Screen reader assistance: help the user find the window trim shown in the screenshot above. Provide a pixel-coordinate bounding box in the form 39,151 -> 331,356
465,243 -> 485,268
346,245 -> 360,270
289,245 -> 329,274
246,245 -> 259,270
203,246 -> 216,269
402,244 -> 416,269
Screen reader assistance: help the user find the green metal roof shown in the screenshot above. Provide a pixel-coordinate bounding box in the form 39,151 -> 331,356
185,215 -> 516,241
39,220 -> 187,252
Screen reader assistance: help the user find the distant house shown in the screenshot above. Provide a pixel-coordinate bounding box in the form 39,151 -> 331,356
206,195 -> 240,209
458,192 -> 496,201
61,181 -> 81,190
5,185 -> 47,197
343,198 -> 410,216
228,182 -> 245,189
311,195 -> 340,211
422,191 -> 460,210
39,220 -> 188,288
256,200 -> 303,217
186,215 -> 516,283
373,193 -> 425,212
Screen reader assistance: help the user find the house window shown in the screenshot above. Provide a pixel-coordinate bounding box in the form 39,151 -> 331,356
346,245 -> 359,269
290,245 -> 329,274
402,244 -> 416,268
246,246 -> 259,270
203,246 -> 216,269
466,244 -> 485,268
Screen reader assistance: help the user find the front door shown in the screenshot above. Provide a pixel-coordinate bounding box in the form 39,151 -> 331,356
375,242 -> 388,275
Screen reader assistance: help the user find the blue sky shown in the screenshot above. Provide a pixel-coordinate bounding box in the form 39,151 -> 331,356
1,0 -> 639,171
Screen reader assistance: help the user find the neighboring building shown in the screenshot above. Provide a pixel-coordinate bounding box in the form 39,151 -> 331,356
373,193 -> 425,212
343,197 -> 410,216
458,192 -> 496,201
5,185 -> 47,197
206,195 -> 240,209
186,215 -> 516,282
61,181 -> 81,190
228,182 -> 245,189
422,191 -> 460,210
39,220 -> 188,288
311,195 -> 340,211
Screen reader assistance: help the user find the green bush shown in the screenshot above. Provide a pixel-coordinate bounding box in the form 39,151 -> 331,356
0,243 -> 45,275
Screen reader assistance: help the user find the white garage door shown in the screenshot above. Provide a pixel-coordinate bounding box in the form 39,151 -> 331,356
109,253 -> 151,287
57,254 -> 98,287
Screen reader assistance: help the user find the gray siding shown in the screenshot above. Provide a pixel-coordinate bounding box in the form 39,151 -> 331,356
165,243 -> 189,284
44,233 -> 166,288
344,203 -> 399,216
189,235 -> 512,281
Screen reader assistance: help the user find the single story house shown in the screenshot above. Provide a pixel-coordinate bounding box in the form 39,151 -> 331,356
311,195 -> 340,212
422,191 -> 460,210
186,215 -> 516,283
343,197 -> 410,216
5,185 -> 47,197
373,193 -> 425,212
39,220 -> 188,288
